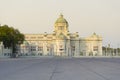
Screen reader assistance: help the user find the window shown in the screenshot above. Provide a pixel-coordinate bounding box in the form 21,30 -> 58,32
60,45 -> 63,48
59,49 -> 64,51
47,37 -> 52,39
31,46 -> 36,51
58,26 -> 64,30
72,46 -> 75,51
31,37 -> 36,39
47,48 -> 49,51
93,46 -> 98,51
47,46 -> 50,51
38,37 -> 43,39
38,46 -> 43,51
59,45 -> 64,51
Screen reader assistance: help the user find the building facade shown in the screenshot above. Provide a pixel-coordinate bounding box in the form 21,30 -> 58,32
0,42 -> 12,57
20,14 -> 102,56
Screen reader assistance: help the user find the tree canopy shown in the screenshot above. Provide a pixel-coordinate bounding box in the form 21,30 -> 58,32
0,25 -> 24,57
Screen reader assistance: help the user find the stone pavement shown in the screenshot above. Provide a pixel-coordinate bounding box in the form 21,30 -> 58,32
0,57 -> 120,80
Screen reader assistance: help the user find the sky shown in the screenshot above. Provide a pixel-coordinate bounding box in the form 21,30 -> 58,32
0,0 -> 120,48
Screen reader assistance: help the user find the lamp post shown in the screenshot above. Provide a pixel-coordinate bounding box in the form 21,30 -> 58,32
111,46 -> 113,56
118,44 -> 119,56
56,44 -> 57,56
18,41 -> 21,56
1,44 -> 3,56
105,46 -> 107,56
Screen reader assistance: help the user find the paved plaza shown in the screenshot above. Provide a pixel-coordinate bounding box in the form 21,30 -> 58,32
0,57 -> 120,80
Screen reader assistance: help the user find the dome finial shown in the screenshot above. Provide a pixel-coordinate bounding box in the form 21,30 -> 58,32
60,13 -> 63,18
93,32 -> 96,35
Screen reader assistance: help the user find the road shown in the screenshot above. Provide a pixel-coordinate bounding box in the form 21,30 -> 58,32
0,57 -> 120,80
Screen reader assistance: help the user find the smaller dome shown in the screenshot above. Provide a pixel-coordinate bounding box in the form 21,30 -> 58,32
55,14 -> 68,23
91,32 -> 99,37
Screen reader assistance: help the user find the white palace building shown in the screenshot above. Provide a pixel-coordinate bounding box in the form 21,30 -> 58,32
0,14 -> 102,57
20,14 -> 102,57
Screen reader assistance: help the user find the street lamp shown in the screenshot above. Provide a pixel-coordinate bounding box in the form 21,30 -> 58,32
1,42 -> 4,56
105,46 -> 107,56
18,41 -> 21,56
117,44 -> 120,56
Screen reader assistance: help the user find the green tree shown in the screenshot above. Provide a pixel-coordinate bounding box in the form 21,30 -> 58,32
0,25 -> 24,57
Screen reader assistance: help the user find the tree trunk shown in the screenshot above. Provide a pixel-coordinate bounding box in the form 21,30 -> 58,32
11,43 -> 16,58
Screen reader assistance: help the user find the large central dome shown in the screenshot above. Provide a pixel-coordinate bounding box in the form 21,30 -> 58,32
55,14 -> 68,23
54,14 -> 69,33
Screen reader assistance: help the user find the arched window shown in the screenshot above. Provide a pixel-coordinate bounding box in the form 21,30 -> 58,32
58,26 -> 64,30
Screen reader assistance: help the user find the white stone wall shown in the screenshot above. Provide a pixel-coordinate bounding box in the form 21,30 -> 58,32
20,32 -> 103,57
0,42 -> 12,57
